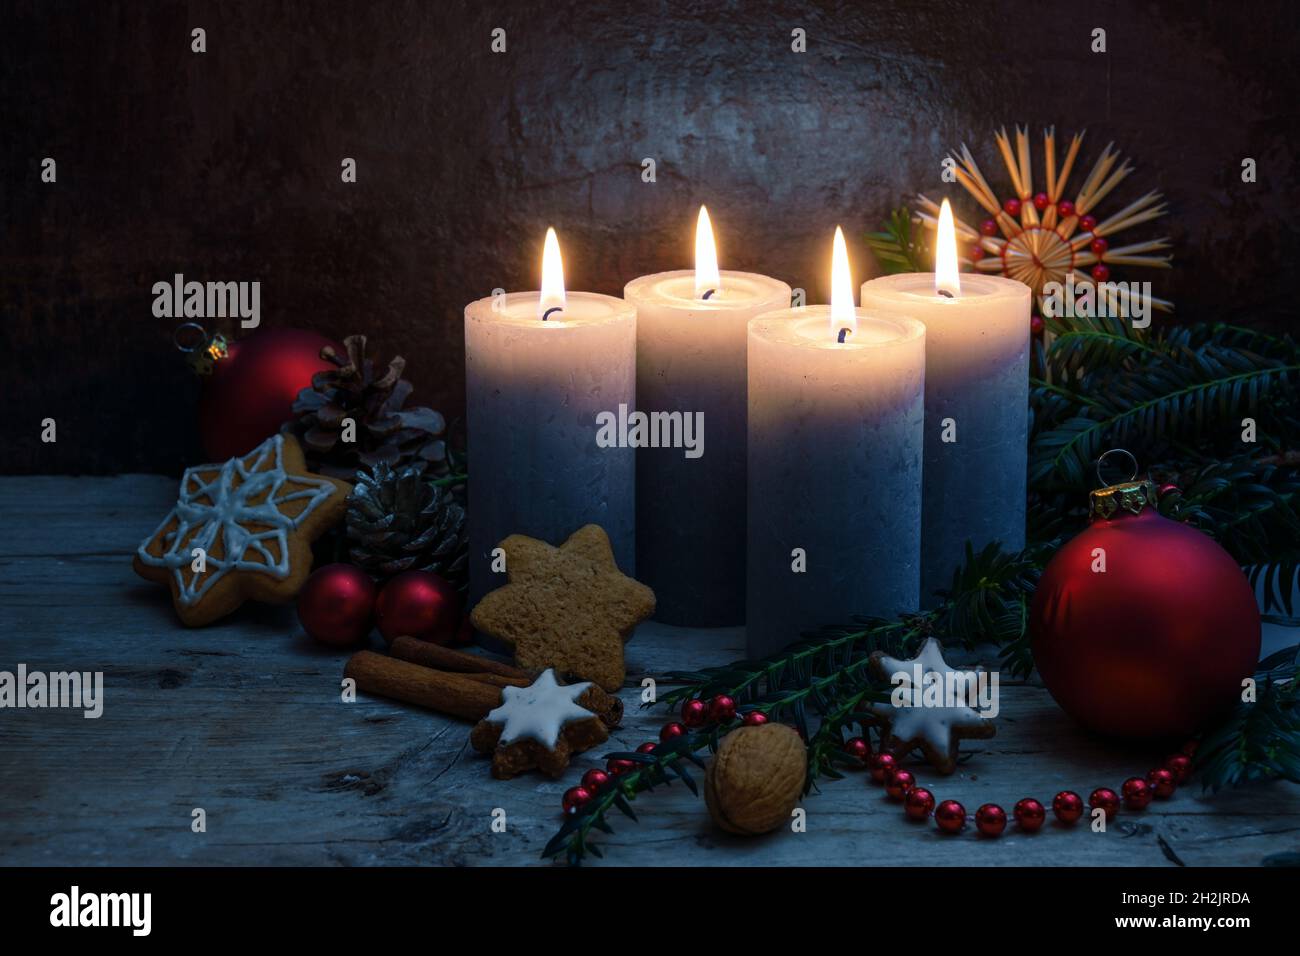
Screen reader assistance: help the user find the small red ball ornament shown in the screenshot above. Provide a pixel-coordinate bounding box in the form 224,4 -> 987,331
1146,768 -> 1176,798
869,753 -> 898,783
1089,237 -> 1109,255
1003,198 -> 1022,216
1014,798 -> 1047,832
297,563 -> 377,646
1032,192 -> 1050,211
969,245 -> 985,262
680,698 -> 708,727
885,770 -> 916,800
904,788 -> 935,821
197,328 -> 342,463
1030,475 -> 1261,739
1090,263 -> 1110,282
980,218 -> 998,236
1057,199 -> 1076,218
708,695 -> 737,723
742,711 -> 768,726
1122,777 -> 1152,810
1079,214 -> 1098,232
659,722 -> 686,743
562,786 -> 592,815
374,571 -> 461,645
1164,753 -> 1192,783
1089,787 -> 1121,820
581,769 -> 611,792
1053,790 -> 1084,824
935,800 -> 966,834
975,803 -> 1007,837
843,737 -> 871,762
607,757 -> 636,776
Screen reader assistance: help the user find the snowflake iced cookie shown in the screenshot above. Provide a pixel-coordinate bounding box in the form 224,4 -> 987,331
134,434 -> 350,626
469,669 -> 611,779
866,638 -> 996,774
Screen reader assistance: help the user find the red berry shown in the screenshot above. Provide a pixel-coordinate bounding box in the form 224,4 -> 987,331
636,742 -> 657,755
1014,798 -> 1046,832
1079,214 -> 1098,232
904,787 -> 935,821
680,698 -> 708,727
1003,197 -> 1022,216
975,803 -> 1007,837
1089,787 -> 1121,820
1164,754 -> 1192,783
935,800 -> 966,834
708,694 -> 737,723
969,245 -> 985,261
1122,777 -> 1152,810
1032,192 -> 1050,211
869,752 -> 897,783
1146,768 -> 1176,799
659,722 -> 686,743
843,737 -> 871,762
1030,315 -> 1045,337
885,770 -> 916,800
1053,790 -> 1084,824
562,786 -> 592,815
1091,264 -> 1110,282
1089,236 -> 1109,256
606,757 -> 636,776
580,769 -> 610,792
980,218 -> 998,236
1057,199 -> 1075,218
742,711 -> 768,726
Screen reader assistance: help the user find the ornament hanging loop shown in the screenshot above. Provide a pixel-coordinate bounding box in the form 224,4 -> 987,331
1096,447 -> 1139,487
173,322 -> 229,375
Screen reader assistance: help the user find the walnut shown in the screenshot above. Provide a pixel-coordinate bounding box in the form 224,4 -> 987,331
704,724 -> 807,835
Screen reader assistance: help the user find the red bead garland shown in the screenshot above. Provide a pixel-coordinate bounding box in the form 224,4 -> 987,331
1014,797 -> 1046,832
1089,787 -> 1120,820
1121,777 -> 1153,810
1146,768 -> 1176,798
904,788 -> 935,821
1164,753 -> 1192,783
1053,790 -> 1085,824
975,803 -> 1007,837
935,800 -> 966,834
843,737 -> 871,762
885,770 -> 916,800
869,752 -> 898,783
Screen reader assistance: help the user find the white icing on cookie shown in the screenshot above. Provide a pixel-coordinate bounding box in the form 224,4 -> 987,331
868,638 -> 991,754
135,434 -> 339,606
485,669 -> 593,748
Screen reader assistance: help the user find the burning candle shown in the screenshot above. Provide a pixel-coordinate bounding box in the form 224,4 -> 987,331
625,207 -> 791,625
464,228 -> 637,605
860,201 -> 1032,602
746,227 -> 926,658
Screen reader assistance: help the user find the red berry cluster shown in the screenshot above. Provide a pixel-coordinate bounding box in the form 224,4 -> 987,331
859,737 -> 1197,837
997,196 -> 1108,281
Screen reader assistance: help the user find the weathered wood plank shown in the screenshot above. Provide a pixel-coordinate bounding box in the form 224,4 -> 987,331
0,475 -> 1296,867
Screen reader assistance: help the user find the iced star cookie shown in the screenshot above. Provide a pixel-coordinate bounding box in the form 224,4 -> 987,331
866,638 -> 996,774
469,669 -> 610,779
134,434 -> 350,626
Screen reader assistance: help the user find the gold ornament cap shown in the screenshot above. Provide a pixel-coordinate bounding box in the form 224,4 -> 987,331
1088,449 -> 1157,520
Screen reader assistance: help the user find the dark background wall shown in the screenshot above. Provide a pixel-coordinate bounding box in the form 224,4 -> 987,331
3,0 -> 1297,475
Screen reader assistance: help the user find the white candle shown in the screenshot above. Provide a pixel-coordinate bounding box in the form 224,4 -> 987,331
860,200 -> 1031,602
747,227 -> 926,658
464,229 -> 637,605
626,207 -> 791,626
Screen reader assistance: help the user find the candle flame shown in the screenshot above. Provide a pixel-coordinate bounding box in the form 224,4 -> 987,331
694,206 -> 721,298
539,227 -> 566,318
830,225 -> 856,338
934,199 -> 962,297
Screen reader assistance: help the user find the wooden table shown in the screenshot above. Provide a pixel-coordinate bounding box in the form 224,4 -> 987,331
2,475 -> 1297,867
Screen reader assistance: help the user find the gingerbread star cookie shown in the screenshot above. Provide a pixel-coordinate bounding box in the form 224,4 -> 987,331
134,434 -> 350,626
469,669 -> 610,779
866,638 -> 996,774
470,524 -> 655,692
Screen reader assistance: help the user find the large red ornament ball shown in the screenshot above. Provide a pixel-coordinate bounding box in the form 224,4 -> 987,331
1053,790 -> 1084,824
975,803 -> 1007,837
935,800 -> 966,834
904,788 -> 935,821
1030,498 -> 1260,739
296,563 -> 377,646
885,770 -> 916,800
197,328 -> 341,462
870,753 -> 898,783
1164,753 -> 1192,783
374,571 -> 461,645
1089,788 -> 1120,820
1014,798 -> 1046,832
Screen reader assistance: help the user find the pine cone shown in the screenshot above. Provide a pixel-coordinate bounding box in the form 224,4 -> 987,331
290,334 -> 449,481
345,461 -> 468,588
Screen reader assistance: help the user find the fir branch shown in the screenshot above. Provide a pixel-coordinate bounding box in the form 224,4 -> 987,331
865,208 -> 930,274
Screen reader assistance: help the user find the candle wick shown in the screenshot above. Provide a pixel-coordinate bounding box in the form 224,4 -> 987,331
542,307 -> 563,321
701,288 -> 716,300
937,289 -> 955,299
837,327 -> 851,344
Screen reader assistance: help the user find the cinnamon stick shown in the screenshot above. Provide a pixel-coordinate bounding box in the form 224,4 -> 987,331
458,672 -> 531,689
344,651 -> 501,721
388,636 -> 526,679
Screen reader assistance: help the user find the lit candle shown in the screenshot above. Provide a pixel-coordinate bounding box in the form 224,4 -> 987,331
746,227 -> 926,657
860,201 -> 1032,602
625,207 -> 791,625
464,228 -> 637,605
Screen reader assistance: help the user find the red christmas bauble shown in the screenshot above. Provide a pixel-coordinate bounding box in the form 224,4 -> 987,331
562,786 -> 592,815
843,737 -> 871,762
1030,482 -> 1260,739
374,571 -> 461,645
885,770 -> 916,800
680,698 -> 708,727
296,563 -> 377,646
904,787 -> 935,821
197,328 -> 341,462
581,769 -> 611,792
1053,790 -> 1084,824
1146,768 -> 1177,798
935,800 -> 966,834
869,753 -> 898,783
1164,753 -> 1192,783
975,803 -> 1007,837
1014,798 -> 1046,832
1089,787 -> 1120,820
1122,777 -> 1152,810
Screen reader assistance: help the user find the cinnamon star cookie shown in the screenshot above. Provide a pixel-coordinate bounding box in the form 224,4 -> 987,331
469,669 -> 609,779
